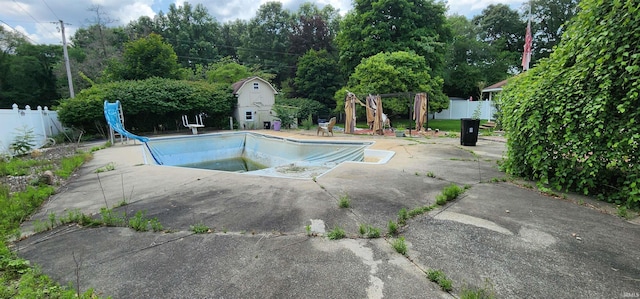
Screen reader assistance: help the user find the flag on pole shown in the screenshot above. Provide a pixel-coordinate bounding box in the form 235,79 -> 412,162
521,18 -> 532,71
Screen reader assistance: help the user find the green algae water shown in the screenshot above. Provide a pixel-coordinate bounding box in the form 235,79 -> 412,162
181,157 -> 267,172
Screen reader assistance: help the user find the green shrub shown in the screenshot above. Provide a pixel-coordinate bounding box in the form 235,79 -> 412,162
9,127 -> 36,156
57,77 -> 235,133
301,114 -> 314,130
500,0 -> 640,207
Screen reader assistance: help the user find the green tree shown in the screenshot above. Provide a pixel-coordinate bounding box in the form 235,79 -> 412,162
343,51 -> 447,117
336,0 -> 450,78
500,0 -> 640,207
443,15 -> 487,98
155,2 -> 222,68
294,49 -> 342,109
473,4 -> 525,81
0,41 -> 61,108
219,20 -> 248,60
103,33 -> 182,81
206,59 -> 252,84
289,3 -> 340,56
530,0 -> 580,61
239,2 -> 294,85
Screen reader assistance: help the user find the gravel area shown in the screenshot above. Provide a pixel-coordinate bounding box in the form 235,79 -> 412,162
1,144 -> 81,193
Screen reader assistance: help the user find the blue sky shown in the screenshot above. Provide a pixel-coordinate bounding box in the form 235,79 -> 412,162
0,0 -> 526,46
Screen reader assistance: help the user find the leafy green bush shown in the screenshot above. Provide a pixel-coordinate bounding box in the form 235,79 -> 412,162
57,77 -> 235,133
500,0 -> 639,207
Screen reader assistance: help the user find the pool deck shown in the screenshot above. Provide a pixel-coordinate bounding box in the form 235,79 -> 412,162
16,129 -> 640,299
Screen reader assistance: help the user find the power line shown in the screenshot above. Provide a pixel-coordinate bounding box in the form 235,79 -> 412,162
12,0 -> 59,39
0,19 -> 38,44
41,0 -> 60,20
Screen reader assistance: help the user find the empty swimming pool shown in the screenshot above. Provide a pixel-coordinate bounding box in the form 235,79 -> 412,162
144,132 -> 394,178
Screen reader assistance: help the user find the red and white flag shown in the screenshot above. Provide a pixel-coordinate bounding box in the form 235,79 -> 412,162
521,19 -> 532,71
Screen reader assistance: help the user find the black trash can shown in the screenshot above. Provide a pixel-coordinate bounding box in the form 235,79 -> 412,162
460,118 -> 480,146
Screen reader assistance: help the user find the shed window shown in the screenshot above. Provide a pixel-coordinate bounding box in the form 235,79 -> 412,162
253,82 -> 259,90
245,111 -> 253,121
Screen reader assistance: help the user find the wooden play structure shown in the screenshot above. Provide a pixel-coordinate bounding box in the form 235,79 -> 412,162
343,91 -> 429,135
344,92 -> 388,135
413,93 -> 428,132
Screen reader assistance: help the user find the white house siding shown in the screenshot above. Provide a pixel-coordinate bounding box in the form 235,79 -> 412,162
233,77 -> 277,130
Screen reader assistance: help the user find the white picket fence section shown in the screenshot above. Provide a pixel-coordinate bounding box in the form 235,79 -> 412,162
433,99 -> 496,121
0,104 -> 64,156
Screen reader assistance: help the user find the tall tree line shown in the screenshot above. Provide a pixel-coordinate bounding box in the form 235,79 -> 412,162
0,0 -> 579,112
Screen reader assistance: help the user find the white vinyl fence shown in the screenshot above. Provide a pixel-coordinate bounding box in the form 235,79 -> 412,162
433,99 -> 497,121
0,104 -> 64,156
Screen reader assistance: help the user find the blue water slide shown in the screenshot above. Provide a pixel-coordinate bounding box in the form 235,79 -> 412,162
103,100 -> 149,143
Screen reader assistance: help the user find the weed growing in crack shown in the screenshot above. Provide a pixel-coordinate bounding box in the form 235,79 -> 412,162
327,226 -> 346,240
392,237 -> 407,255
387,220 -> 398,235
305,224 -> 312,236
338,194 -> 350,208
358,224 -> 381,238
190,222 -> 210,234
100,208 -> 125,226
426,269 -> 453,292
398,208 -> 408,225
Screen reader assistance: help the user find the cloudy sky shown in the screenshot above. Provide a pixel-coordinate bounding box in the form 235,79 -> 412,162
1,0 -> 526,45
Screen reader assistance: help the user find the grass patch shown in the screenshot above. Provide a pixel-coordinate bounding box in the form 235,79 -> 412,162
327,226 -> 346,240
338,194 -> 351,208
0,149 -> 108,298
391,237 -> 407,255
426,269 -> 453,292
426,171 -> 436,178
54,152 -> 91,179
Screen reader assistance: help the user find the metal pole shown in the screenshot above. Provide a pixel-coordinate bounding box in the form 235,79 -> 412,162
60,20 -> 75,98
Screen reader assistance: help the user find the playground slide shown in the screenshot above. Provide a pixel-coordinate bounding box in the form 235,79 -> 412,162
104,101 -> 149,143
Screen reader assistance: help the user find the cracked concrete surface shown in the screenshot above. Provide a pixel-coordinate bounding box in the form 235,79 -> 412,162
14,131 -> 640,298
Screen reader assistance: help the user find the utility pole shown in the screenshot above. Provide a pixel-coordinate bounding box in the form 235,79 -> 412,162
58,20 -> 75,98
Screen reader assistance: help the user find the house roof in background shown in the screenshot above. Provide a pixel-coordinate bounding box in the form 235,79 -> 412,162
232,77 -> 278,95
482,79 -> 509,93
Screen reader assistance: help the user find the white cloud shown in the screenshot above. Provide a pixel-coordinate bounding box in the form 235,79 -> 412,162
445,0 -> 526,17
115,2 -> 156,24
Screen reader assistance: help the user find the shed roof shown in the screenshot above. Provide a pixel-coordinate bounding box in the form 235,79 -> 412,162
482,79 -> 508,93
232,76 -> 278,95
